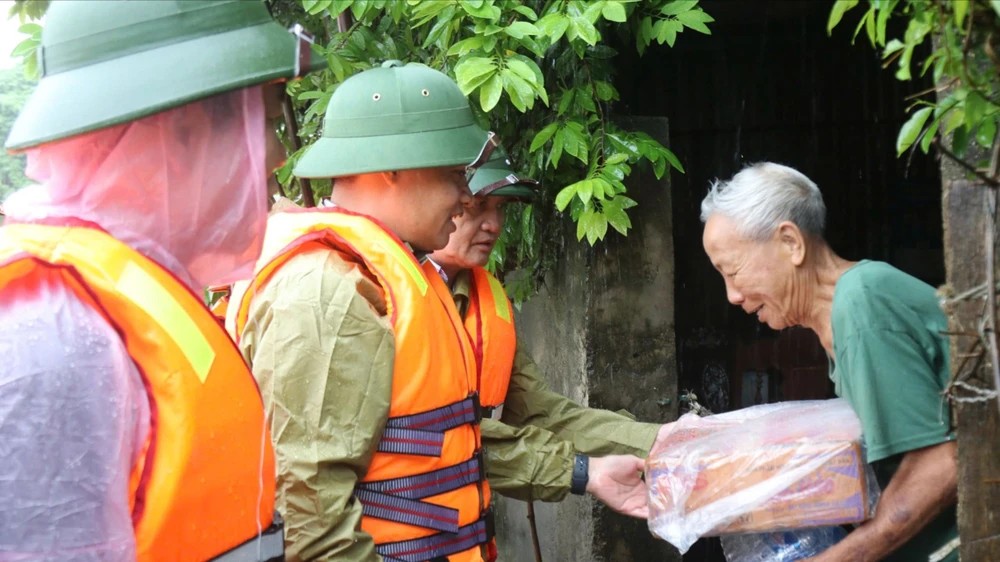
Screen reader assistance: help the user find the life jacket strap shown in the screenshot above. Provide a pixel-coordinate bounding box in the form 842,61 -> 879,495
376,508 -> 495,562
354,488 -> 461,534
385,393 -> 481,433
377,394 -> 481,456
358,452 -> 485,500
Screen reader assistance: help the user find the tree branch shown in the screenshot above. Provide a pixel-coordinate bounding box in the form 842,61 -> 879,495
932,138 -> 1000,187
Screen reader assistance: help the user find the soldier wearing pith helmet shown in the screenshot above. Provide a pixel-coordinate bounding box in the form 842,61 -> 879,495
0,1 -> 323,560
227,60 -> 501,561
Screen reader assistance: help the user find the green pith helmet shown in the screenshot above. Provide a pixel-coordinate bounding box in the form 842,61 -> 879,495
469,147 -> 538,200
5,0 -> 326,152
293,60 -> 491,178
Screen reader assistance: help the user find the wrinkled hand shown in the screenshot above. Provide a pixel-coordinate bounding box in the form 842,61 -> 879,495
648,422 -> 677,457
586,455 -> 649,519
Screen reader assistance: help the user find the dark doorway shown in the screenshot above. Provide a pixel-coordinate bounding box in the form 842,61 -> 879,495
613,1 -> 942,560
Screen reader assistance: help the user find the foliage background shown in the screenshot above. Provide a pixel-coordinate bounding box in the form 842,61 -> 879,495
266,0 -> 710,303
4,0 -> 711,302
830,0 -> 1000,170
0,65 -> 32,204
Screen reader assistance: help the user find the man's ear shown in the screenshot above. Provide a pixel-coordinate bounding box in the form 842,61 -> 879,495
776,221 -> 806,266
379,170 -> 400,187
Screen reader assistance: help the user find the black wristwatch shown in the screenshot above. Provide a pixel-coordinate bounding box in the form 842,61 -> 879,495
570,454 -> 589,495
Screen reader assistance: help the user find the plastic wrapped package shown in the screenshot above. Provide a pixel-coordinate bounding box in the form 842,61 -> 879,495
646,399 -> 880,553
721,526 -> 848,562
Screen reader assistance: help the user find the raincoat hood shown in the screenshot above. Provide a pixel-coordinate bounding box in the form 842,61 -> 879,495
3,86 -> 267,290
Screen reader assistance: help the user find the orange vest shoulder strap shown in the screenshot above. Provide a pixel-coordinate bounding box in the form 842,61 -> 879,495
467,267 -> 516,411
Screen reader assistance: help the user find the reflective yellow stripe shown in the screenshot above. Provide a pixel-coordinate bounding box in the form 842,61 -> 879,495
117,261 -> 215,383
485,273 -> 510,323
381,241 -> 428,296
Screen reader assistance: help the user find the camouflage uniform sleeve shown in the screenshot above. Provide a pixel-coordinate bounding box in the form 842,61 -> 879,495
501,338 -> 659,458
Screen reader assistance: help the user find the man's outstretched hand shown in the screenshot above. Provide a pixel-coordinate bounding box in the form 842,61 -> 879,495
587,455 -> 649,519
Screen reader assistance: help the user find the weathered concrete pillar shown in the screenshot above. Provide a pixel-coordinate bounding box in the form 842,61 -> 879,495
494,117 -> 680,562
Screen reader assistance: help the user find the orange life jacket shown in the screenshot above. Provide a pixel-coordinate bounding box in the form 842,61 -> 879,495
0,220 -> 281,562
424,264 -> 516,418
232,208 -> 495,562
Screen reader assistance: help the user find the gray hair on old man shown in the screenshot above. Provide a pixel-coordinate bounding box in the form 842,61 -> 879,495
700,162 -> 827,241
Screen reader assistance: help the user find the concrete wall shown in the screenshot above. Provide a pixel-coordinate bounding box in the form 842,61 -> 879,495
495,117 -> 680,562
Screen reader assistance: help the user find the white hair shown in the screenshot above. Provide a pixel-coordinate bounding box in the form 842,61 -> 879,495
700,162 -> 826,241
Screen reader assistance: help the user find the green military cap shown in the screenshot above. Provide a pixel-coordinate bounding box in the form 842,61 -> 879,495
6,0 -> 326,152
469,147 -> 538,201
294,60 -> 492,179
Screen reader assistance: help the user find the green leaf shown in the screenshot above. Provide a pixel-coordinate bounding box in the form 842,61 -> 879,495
17,23 -> 41,35
920,111 -> 943,154
881,38 -> 905,59
555,183 -> 578,211
507,59 -> 538,85
502,69 -> 536,112
945,109 -> 966,135
675,10 -> 714,34
594,80 -> 618,101
977,119 -> 997,149
460,0 -> 498,19
505,21 -> 540,39
875,3 -> 891,45
447,36 -> 485,57
514,5 -> 539,20
992,0 -> 1000,18
561,125 -> 589,164
602,1 -> 627,22
531,123 -> 560,152
574,179 -> 594,204
864,5 -> 877,45
537,13 -> 570,43
581,208 -> 608,245
966,91 -> 988,129
656,20 -> 683,46
572,17 -> 600,45
828,0 -> 860,35
455,57 -> 497,95
557,89 -> 576,116
297,90 -> 326,101
603,201 -> 632,235
480,73 -> 503,111
652,156 -> 667,179
551,128 -> 566,167
583,1 -> 605,24
592,178 -> 612,199
663,148 -> 685,173
9,38 -> 38,58
605,152 -> 629,165
896,106 -> 933,156
350,0 -> 369,19
640,16 -> 654,45
952,125 -> 971,159
660,0 -> 699,16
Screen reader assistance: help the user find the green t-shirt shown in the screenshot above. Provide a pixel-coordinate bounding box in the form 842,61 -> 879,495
829,260 -> 958,562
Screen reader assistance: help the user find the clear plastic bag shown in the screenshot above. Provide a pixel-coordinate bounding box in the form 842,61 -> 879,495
721,526 -> 848,562
646,399 -> 880,554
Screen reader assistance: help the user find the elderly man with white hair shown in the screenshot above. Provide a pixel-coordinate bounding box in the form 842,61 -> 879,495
700,163 -> 958,562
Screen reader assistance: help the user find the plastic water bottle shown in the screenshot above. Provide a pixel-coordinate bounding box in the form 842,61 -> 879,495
721,526 -> 849,562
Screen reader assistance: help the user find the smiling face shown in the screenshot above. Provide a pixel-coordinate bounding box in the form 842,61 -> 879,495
702,213 -> 804,330
430,194 -> 505,270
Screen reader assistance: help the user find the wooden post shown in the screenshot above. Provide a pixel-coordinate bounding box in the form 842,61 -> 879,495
942,179 -> 1000,560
